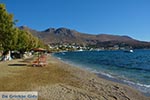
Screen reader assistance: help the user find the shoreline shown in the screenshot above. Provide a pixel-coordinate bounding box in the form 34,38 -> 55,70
53,52 -> 150,97
0,55 -> 149,100
96,72 -> 150,97
50,55 -> 149,100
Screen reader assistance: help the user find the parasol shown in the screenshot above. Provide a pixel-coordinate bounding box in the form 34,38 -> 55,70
33,48 -> 46,52
32,48 -> 46,65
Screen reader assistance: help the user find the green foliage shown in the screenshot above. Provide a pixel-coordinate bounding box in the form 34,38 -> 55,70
0,4 -> 47,52
15,28 -> 46,51
0,4 -> 15,50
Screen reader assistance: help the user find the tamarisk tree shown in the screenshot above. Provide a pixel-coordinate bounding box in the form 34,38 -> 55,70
0,4 -> 46,58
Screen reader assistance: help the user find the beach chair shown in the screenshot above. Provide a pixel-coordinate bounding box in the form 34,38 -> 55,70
32,55 -> 47,67
32,58 -> 40,67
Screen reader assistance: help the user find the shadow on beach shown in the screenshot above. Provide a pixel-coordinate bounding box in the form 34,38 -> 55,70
8,64 -> 27,66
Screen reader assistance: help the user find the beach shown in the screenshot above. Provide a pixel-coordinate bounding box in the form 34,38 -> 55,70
0,55 -> 149,100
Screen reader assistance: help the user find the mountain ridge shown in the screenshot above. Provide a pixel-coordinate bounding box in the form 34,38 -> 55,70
19,26 -> 150,49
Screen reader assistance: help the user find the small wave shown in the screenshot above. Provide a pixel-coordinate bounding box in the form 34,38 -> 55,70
123,79 -> 150,95
93,70 -> 150,94
95,70 -> 150,95
137,83 -> 150,88
123,80 -> 135,85
62,52 -> 66,55
83,66 -> 117,79
100,72 -> 114,78
57,57 -> 61,60
123,80 -> 150,88
84,68 -> 115,79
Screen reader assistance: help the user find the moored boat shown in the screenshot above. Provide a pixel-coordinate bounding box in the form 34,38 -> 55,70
124,49 -> 134,53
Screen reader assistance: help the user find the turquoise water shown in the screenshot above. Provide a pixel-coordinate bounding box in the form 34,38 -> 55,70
53,50 -> 150,95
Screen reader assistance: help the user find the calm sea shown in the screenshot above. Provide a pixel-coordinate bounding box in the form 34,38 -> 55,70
53,50 -> 150,96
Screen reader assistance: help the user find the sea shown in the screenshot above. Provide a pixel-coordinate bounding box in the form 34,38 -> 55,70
53,49 -> 150,96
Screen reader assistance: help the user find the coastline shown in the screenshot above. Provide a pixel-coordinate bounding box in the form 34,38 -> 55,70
53,50 -> 150,97
0,55 -> 149,100
96,72 -> 150,97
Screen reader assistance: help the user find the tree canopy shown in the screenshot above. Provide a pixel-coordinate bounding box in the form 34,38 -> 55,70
0,4 -> 46,52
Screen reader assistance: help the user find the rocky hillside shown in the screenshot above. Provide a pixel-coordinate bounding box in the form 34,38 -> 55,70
19,26 -> 150,49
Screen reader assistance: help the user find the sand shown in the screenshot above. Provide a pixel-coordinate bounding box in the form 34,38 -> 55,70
0,54 -> 149,100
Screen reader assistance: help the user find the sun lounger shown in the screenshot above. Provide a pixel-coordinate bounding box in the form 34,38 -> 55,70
32,55 -> 47,67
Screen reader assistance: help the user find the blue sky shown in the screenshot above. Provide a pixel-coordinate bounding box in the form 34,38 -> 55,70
1,0 -> 150,41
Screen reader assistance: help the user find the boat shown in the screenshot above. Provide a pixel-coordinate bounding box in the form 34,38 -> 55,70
77,49 -> 83,51
124,49 -> 134,53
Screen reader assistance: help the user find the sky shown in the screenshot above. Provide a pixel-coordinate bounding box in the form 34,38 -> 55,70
1,0 -> 150,41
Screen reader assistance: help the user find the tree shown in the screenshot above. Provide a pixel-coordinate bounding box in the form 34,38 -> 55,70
0,4 -> 47,57
0,4 -> 15,51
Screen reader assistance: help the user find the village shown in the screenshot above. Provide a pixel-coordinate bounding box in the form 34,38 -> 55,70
48,43 -> 132,52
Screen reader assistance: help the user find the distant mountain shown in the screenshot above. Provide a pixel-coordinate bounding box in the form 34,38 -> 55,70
19,26 -> 150,49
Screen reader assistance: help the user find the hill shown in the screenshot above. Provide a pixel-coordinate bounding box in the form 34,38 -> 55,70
19,26 -> 150,49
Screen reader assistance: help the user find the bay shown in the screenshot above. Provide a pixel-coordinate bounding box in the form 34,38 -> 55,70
53,50 -> 150,96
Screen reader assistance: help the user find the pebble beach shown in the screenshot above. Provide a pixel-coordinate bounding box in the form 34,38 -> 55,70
0,55 -> 149,100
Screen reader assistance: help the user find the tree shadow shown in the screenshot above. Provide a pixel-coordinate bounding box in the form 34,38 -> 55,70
8,64 -> 27,66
